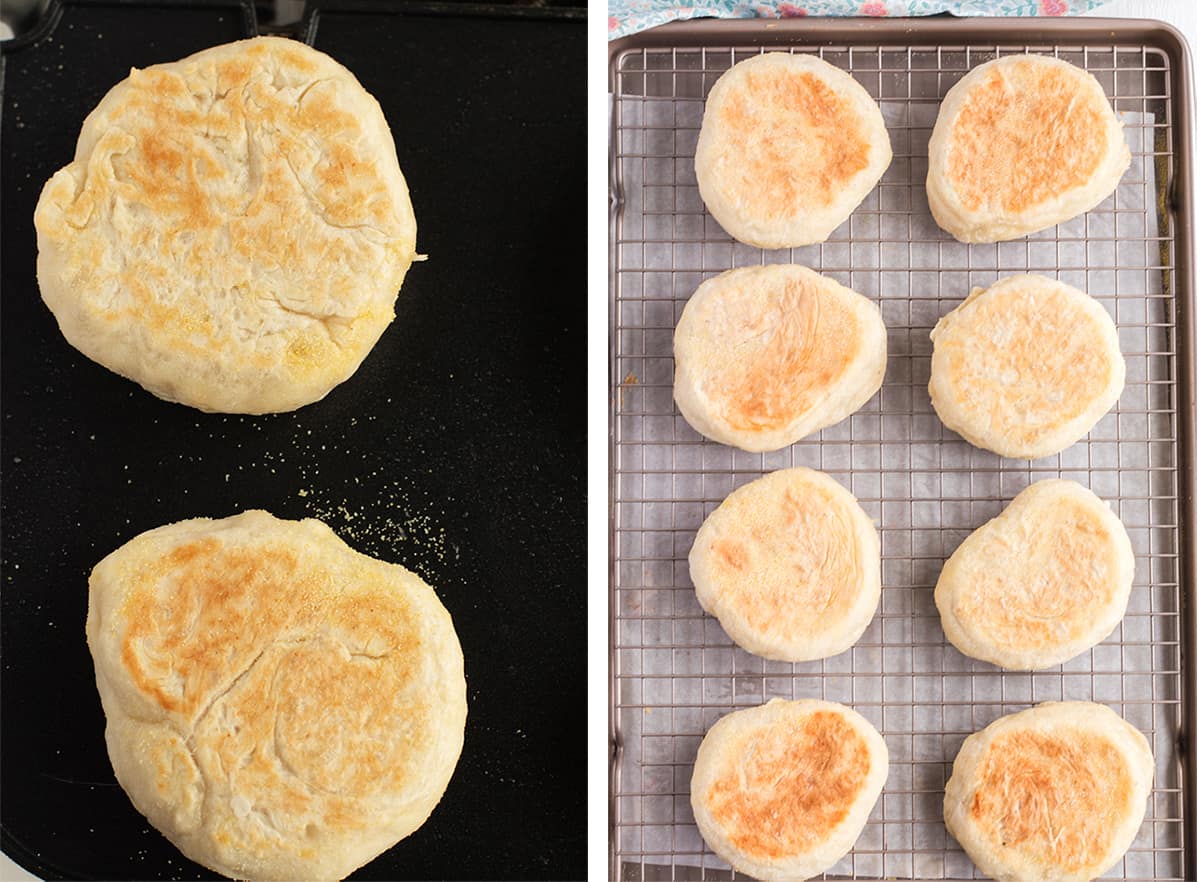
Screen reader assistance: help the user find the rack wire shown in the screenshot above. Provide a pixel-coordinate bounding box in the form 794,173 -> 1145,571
610,32 -> 1189,882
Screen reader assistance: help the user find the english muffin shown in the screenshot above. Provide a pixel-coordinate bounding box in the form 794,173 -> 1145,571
86,510 -> 466,882
689,467 -> 880,662
929,275 -> 1124,459
674,264 -> 887,453
945,702 -> 1153,882
691,699 -> 888,882
935,479 -> 1134,670
694,53 -> 892,248
927,54 -> 1131,243
35,37 -> 419,413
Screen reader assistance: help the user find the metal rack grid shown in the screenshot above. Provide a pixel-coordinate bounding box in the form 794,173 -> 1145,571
610,30 -> 1190,882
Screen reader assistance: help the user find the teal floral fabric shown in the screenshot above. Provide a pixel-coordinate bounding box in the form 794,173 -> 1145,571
609,0 -> 1106,39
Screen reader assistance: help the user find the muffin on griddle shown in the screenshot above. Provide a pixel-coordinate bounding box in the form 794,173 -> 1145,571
86,510 -> 467,881
35,37 -> 418,413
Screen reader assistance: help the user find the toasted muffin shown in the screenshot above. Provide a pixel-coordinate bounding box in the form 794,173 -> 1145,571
86,510 -> 466,882
929,275 -> 1124,459
691,699 -> 888,882
946,702 -> 1153,882
694,53 -> 892,248
927,54 -> 1131,243
935,480 -> 1134,670
674,265 -> 887,453
689,467 -> 880,662
35,37 -> 418,413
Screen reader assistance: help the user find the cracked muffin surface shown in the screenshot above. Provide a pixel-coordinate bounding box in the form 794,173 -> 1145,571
34,37 -> 417,413
86,510 -> 466,882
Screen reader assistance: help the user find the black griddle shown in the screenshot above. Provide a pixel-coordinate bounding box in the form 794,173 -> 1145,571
0,2 -> 586,878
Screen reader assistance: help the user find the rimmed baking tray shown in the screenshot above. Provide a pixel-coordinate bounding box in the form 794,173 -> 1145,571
609,17 -> 1195,882
0,1 -> 584,878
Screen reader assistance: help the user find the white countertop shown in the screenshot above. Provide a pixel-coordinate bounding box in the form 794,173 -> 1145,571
1090,0 -> 1195,38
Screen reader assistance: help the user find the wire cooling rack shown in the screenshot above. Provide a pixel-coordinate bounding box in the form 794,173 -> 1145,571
609,19 -> 1194,882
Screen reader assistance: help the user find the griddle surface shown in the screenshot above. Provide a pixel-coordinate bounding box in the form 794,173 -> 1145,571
0,3 -> 586,878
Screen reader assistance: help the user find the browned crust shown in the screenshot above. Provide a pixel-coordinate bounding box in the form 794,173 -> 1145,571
705,710 -> 871,860
713,69 -> 871,219
969,728 -> 1132,872
946,61 -> 1107,214
704,277 -> 859,433
949,496 -> 1120,653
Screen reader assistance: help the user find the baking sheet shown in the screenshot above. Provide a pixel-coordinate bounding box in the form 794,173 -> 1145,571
610,24 -> 1193,882
0,2 -> 585,879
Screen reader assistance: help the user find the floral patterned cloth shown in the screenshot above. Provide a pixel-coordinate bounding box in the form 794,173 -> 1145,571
609,0 -> 1105,39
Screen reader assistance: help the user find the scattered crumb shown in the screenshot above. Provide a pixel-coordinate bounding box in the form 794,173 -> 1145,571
621,371 -> 639,408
